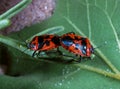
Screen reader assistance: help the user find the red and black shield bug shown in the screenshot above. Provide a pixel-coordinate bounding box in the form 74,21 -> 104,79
60,32 -> 94,62
28,34 -> 61,57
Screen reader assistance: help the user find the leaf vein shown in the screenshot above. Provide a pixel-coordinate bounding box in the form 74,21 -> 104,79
111,0 -> 118,18
66,0 -> 70,18
105,11 -> 120,50
86,0 -> 92,39
105,0 -> 107,11
64,16 -> 85,37
95,0 -> 97,6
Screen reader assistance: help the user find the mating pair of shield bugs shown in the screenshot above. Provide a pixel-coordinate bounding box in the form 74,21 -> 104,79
27,32 -> 94,62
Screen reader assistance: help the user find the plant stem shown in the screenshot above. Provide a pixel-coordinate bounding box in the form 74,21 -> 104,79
0,0 -> 32,20
0,19 -> 11,30
95,49 -> 120,74
27,26 -> 64,41
74,64 -> 120,80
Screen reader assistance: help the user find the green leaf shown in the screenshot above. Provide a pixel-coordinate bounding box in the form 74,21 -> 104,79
0,0 -> 120,89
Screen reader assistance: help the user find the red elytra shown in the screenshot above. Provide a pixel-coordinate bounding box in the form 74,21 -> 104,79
28,34 -> 60,57
60,32 -> 94,58
27,32 -> 94,61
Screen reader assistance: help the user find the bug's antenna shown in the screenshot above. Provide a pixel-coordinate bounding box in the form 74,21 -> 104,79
18,34 -> 28,45
17,34 -> 29,53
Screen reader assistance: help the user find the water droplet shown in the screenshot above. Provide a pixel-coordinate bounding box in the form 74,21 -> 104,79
77,68 -> 80,71
62,65 -> 71,75
104,41 -> 108,44
64,76 -> 68,79
58,82 -> 62,86
62,79 -> 65,82
54,83 -> 57,86
66,70 -> 69,74
106,69 -> 111,72
67,85 -> 70,89
19,45 -> 22,48
67,81 -> 70,85
71,77 -> 74,80
54,82 -> 63,87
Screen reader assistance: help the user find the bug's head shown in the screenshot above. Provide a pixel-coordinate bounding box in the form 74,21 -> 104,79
89,45 -> 94,54
85,44 -> 94,57
27,36 -> 39,51
78,38 -> 94,57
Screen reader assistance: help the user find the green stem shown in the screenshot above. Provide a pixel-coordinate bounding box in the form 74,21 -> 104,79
0,19 -> 11,30
95,49 -> 120,74
27,26 -> 64,41
74,64 -> 120,80
0,0 -> 32,20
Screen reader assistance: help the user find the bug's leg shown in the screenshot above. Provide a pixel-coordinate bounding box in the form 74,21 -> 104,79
78,56 -> 82,62
56,47 -> 63,55
62,54 -> 74,58
64,59 -> 75,63
45,47 -> 62,56
89,57 -> 92,60
61,54 -> 77,63
32,51 -> 37,57
36,51 -> 42,57
74,55 -> 82,62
